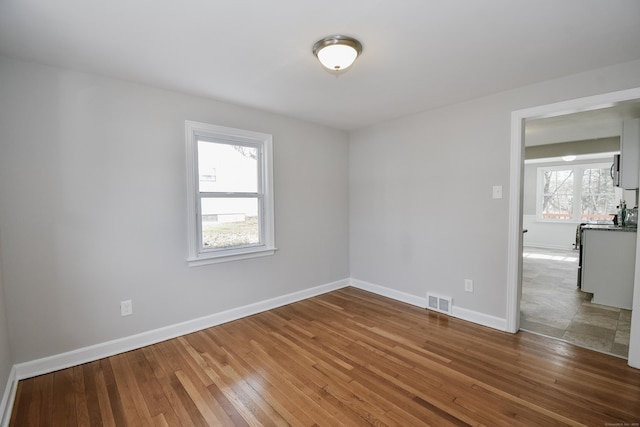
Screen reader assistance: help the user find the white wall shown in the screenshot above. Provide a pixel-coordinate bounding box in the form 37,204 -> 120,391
350,59 -> 640,321
522,216 -> 578,250
0,56 -> 350,363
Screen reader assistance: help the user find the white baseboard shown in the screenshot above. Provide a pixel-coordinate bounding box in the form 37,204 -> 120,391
13,278 -> 350,381
0,366 -> 17,427
451,306 -> 507,331
4,275 -> 507,422
350,278 -> 508,331
350,278 -> 426,308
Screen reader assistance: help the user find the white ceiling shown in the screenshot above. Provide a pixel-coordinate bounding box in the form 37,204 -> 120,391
526,100 -> 640,146
1,0 -> 639,131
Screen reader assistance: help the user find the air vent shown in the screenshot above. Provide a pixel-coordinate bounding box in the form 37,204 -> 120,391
426,292 -> 452,315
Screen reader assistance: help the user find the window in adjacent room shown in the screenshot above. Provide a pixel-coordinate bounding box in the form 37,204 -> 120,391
185,121 -> 275,266
537,163 -> 616,222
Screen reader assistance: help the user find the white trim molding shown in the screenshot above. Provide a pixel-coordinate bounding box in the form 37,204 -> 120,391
507,87 -> 640,348
184,120 -> 276,267
9,276 -> 512,383
13,279 -> 350,381
350,279 -> 507,332
0,366 -> 17,427
350,279 -> 426,308
4,275 -> 514,421
507,106 -> 525,333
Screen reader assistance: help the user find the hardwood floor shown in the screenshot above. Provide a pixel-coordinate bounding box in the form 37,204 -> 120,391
9,287 -> 640,426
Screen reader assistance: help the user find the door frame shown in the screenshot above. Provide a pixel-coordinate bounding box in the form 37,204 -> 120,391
505,88 -> 640,362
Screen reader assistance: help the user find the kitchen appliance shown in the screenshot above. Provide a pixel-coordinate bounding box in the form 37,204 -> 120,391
612,154 -> 621,187
613,118 -> 640,189
576,223 -> 586,289
626,207 -> 638,227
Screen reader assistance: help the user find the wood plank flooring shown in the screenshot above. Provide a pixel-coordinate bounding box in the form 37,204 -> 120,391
9,287 -> 640,426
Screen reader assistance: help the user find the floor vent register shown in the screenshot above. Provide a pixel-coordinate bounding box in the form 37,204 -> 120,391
426,293 -> 452,315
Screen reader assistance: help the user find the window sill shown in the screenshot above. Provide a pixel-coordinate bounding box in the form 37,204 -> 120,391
187,247 -> 277,267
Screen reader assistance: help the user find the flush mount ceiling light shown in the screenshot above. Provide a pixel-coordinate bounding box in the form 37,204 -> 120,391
562,155 -> 577,162
312,35 -> 363,71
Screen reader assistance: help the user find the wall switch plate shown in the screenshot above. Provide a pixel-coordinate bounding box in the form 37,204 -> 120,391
492,185 -> 503,199
120,300 -> 133,316
464,279 -> 474,293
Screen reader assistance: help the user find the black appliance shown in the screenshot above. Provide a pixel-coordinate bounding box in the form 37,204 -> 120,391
575,223 -> 586,289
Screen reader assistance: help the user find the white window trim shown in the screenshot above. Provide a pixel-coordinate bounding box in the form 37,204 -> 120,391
185,120 -> 276,266
536,162 -> 613,223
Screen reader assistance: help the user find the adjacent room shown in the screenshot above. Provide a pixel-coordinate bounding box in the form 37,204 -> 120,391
521,103 -> 640,357
1,1 -> 640,425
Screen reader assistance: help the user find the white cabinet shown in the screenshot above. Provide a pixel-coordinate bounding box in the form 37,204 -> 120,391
581,229 -> 636,309
618,118 -> 640,189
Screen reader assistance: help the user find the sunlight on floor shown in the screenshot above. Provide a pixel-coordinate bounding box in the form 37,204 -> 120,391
521,247 -> 630,358
522,251 -> 578,262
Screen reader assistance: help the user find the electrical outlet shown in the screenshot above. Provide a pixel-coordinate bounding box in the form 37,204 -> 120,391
120,300 -> 133,316
464,279 -> 474,293
492,185 -> 503,199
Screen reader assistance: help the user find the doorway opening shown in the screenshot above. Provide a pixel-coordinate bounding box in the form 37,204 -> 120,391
506,88 -> 640,362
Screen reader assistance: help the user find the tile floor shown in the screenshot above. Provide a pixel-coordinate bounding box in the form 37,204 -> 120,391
520,246 -> 631,358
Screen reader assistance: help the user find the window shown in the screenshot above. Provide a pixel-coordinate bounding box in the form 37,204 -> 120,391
537,163 -> 616,222
185,121 -> 275,266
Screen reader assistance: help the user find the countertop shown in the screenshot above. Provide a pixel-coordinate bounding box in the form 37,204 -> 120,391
581,224 -> 638,232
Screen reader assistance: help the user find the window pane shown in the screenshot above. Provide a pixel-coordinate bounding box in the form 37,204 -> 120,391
541,169 -> 573,220
201,198 -> 260,249
198,140 -> 258,193
581,167 -> 616,221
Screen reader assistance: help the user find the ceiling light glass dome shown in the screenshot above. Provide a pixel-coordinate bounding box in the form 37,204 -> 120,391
312,35 -> 363,71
